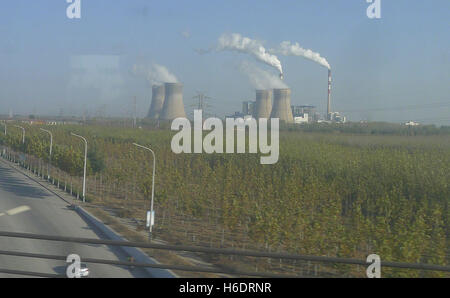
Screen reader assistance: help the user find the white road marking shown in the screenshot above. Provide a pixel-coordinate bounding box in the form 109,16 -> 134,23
0,205 -> 31,217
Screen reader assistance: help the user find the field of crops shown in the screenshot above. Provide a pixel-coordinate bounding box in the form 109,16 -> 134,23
1,122 -> 448,277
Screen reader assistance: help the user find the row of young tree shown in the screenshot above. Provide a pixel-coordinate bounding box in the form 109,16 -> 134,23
0,124 -> 448,277
287,122 -> 450,136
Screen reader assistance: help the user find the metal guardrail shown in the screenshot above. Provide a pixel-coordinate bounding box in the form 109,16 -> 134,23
0,231 -> 449,277
0,249 -> 300,278
0,268 -> 64,278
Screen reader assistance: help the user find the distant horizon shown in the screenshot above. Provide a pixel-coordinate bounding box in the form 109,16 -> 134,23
1,113 -> 449,128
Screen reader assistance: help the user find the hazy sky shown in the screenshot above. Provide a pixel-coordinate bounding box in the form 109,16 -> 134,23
0,0 -> 449,124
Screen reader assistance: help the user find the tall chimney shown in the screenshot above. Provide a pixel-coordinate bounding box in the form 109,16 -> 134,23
160,82 -> 186,120
147,85 -> 165,119
327,69 -> 331,118
253,89 -> 272,120
270,88 -> 294,123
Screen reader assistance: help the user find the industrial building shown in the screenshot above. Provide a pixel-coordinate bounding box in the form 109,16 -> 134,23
138,71 -> 345,125
227,111 -> 246,119
291,105 -> 319,123
242,101 -> 255,117
327,112 -> 347,123
235,90 -> 322,124
227,76 -> 346,124
293,113 -> 309,124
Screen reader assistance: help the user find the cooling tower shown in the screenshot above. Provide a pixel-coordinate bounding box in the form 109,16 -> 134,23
270,88 -> 294,123
253,89 -> 272,120
160,83 -> 186,120
147,85 -> 165,119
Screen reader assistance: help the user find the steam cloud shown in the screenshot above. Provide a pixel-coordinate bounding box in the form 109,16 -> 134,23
272,41 -> 330,69
217,33 -> 283,76
132,63 -> 178,85
239,61 -> 287,89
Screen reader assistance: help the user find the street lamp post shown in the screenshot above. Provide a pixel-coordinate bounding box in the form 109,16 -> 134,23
133,143 -> 156,240
13,125 -> 25,144
40,128 -> 53,181
71,133 -> 87,203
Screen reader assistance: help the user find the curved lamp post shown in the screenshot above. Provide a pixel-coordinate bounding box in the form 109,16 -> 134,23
40,128 -> 53,181
133,143 -> 156,240
13,125 -> 25,144
71,133 -> 87,203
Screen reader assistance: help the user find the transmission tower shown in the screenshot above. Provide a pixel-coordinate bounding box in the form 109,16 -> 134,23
191,91 -> 213,118
133,96 -> 137,128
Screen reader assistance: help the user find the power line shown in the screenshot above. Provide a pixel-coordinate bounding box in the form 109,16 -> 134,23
0,231 -> 448,272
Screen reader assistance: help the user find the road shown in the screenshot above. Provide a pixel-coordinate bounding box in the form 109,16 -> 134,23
0,159 -> 148,278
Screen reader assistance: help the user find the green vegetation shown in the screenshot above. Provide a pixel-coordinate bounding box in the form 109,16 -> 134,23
286,122 -> 450,136
0,122 -> 448,277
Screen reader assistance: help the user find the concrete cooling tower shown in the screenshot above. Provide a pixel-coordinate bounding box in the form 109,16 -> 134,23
147,85 -> 165,119
253,89 -> 272,120
160,83 -> 186,120
270,88 -> 294,123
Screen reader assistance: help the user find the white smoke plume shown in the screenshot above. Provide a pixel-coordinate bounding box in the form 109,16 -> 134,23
217,33 -> 283,76
272,41 -> 330,69
239,61 -> 288,89
132,63 -> 178,85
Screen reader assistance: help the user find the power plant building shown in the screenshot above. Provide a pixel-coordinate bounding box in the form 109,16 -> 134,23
328,112 -> 346,123
294,113 -> 309,124
242,101 -> 255,116
292,105 -> 318,123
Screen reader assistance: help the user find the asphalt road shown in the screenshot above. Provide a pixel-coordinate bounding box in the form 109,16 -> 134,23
0,159 -> 148,278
